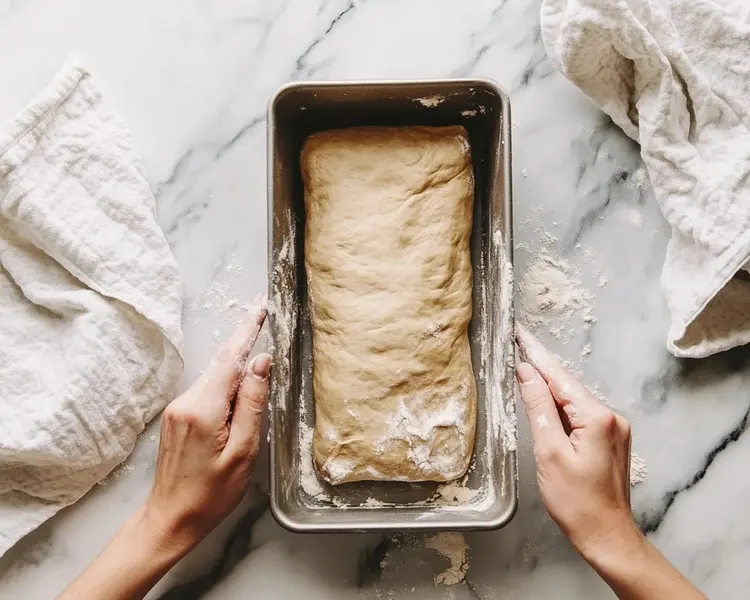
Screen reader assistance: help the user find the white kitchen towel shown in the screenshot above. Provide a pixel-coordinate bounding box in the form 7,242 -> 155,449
541,0 -> 750,357
0,62 -> 184,557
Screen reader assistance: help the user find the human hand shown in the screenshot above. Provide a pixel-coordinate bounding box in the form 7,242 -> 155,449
515,325 -> 637,560
143,298 -> 271,555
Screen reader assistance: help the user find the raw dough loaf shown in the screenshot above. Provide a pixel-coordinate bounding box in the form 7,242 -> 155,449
301,125 -> 477,485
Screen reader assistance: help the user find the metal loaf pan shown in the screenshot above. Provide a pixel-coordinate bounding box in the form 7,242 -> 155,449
268,79 -> 516,533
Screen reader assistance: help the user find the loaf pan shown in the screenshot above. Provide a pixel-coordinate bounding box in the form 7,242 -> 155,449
267,79 -> 516,533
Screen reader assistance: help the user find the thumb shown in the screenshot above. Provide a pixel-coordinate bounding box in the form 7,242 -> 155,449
223,353 -> 271,462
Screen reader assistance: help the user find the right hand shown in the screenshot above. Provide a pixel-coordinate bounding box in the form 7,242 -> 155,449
515,325 -> 638,559
143,300 -> 271,556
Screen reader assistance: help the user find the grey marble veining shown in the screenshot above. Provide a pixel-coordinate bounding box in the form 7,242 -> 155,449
1,0 -> 749,598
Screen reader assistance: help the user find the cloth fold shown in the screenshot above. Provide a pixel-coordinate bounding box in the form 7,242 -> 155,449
0,62 -> 183,557
541,0 -> 750,357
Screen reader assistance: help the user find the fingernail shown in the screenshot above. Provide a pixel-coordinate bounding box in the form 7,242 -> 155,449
251,354 -> 272,380
516,362 -> 537,384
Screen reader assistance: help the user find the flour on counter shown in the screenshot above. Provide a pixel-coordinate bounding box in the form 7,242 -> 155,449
520,250 -> 594,344
630,452 -> 648,486
626,167 -> 649,191
187,251 -> 263,339
425,532 -> 469,586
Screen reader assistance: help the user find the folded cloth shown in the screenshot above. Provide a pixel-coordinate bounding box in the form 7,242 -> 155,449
541,0 -> 750,357
0,62 -> 183,557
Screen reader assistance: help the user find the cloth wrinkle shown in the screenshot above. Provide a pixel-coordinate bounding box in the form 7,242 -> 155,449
542,0 -> 750,357
0,61 -> 183,557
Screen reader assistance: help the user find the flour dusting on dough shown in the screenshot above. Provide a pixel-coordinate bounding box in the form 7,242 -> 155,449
322,456 -> 357,484
423,320 -> 446,338
456,134 -> 470,157
375,383 -> 470,478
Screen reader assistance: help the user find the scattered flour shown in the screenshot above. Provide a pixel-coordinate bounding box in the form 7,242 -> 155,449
488,229 -> 517,453
516,203 -> 607,365
626,167 -> 649,191
269,212 -> 298,411
374,383 -> 470,479
189,251 -> 261,335
321,456 -> 357,485
223,254 -> 245,274
299,422 -> 327,501
201,280 -> 230,313
423,320 -> 446,338
520,250 -> 594,343
621,206 -> 645,228
415,95 -> 444,107
363,497 -> 387,507
630,452 -> 648,486
436,483 -> 480,504
425,532 -> 469,586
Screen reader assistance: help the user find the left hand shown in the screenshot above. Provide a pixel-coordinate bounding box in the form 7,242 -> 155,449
143,298 -> 271,554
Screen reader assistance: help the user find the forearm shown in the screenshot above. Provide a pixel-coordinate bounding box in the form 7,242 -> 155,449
57,507 -> 190,600
582,525 -> 706,600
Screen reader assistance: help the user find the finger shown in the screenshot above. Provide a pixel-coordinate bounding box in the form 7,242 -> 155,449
206,294 -> 268,401
517,362 -> 571,459
224,353 -> 271,461
516,325 -> 604,425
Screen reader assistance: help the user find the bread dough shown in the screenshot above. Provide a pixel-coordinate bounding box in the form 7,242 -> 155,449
301,125 -> 477,485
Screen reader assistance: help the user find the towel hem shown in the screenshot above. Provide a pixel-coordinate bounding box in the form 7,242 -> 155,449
0,61 -> 87,161
667,227 -> 750,357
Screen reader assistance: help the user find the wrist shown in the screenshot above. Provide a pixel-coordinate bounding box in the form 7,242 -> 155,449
574,514 -> 645,568
577,517 -> 650,584
134,504 -> 197,564
58,506 -> 191,600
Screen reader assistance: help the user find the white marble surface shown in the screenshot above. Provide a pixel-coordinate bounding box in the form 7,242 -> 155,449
1,0 -> 749,598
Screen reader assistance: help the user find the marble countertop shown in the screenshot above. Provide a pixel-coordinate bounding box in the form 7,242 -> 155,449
1,1 -> 749,598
